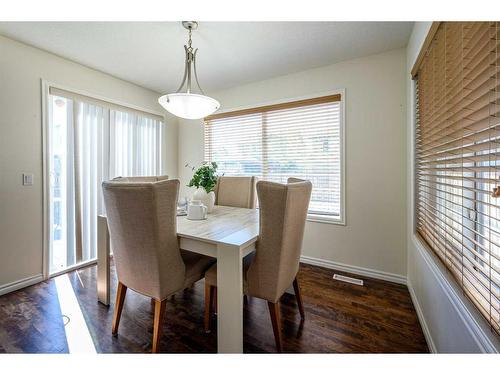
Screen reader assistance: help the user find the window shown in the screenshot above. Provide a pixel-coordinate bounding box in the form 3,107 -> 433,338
47,86 -> 163,274
414,22 -> 500,335
204,94 -> 344,222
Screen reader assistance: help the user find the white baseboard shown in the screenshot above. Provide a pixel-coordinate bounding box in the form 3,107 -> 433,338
300,255 -> 407,285
407,280 -> 437,353
0,274 -> 44,296
0,260 -> 97,298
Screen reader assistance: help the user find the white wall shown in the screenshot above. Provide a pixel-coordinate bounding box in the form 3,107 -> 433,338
3,23 -> 498,352
405,23 -> 500,353
0,35 -> 178,291
178,48 -> 408,281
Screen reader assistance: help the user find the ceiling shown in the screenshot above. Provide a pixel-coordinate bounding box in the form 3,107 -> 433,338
0,22 -> 413,93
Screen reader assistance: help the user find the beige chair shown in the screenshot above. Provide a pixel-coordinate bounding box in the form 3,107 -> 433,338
215,176 -> 258,209
113,176 -> 172,307
205,176 -> 258,316
112,175 -> 169,182
204,177 -> 312,352
102,178 -> 214,353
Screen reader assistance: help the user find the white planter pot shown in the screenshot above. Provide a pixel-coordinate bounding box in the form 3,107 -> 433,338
192,187 -> 215,213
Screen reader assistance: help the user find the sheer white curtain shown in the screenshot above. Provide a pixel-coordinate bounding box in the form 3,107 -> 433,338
109,110 -> 163,178
48,88 -> 164,272
74,101 -> 108,262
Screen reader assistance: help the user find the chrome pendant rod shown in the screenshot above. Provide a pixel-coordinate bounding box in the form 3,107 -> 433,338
174,22 -> 205,95
192,50 -> 205,95
174,47 -> 189,93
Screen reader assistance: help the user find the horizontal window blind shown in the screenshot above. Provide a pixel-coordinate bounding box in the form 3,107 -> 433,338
204,94 -> 342,217
415,22 -> 500,335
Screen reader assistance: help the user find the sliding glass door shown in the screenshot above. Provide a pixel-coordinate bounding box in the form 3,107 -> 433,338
48,91 -> 163,275
49,95 -> 73,273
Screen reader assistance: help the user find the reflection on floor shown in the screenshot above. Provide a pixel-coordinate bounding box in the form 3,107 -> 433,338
0,263 -> 429,353
53,275 -> 96,353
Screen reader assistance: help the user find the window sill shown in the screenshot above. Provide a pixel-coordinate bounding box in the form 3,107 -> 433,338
307,213 -> 345,226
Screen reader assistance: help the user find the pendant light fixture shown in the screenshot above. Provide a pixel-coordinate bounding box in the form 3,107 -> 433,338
158,21 -> 220,120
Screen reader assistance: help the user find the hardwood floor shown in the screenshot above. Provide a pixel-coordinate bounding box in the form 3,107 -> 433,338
0,263 -> 428,353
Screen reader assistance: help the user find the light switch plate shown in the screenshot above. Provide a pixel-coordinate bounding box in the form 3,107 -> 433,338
22,173 -> 34,186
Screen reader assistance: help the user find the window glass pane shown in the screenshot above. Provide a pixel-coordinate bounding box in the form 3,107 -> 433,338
206,113 -> 263,177
49,95 -> 71,273
205,98 -> 342,217
265,103 -> 341,215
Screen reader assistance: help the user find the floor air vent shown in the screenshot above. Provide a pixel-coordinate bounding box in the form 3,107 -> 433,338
333,273 -> 364,286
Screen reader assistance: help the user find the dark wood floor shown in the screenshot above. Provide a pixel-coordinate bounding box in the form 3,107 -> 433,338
0,262 -> 428,353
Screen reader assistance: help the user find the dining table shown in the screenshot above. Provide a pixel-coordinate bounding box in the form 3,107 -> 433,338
97,205 -> 259,353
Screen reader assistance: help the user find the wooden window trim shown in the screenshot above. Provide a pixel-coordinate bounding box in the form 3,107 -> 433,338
410,22 -> 442,79
204,94 -> 341,121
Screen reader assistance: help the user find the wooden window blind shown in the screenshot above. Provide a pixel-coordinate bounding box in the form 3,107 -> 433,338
204,94 -> 343,218
415,22 -> 500,335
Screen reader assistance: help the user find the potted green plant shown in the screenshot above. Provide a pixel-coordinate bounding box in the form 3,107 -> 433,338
186,162 -> 220,213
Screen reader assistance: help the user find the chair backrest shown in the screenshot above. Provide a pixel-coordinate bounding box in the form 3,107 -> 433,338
112,175 -> 169,183
246,178 -> 312,303
215,176 -> 258,209
102,179 -> 185,300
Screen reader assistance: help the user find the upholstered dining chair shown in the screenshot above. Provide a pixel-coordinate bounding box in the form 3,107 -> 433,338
112,175 -> 169,182
205,176 -> 258,318
204,177 -> 312,352
102,179 -> 214,353
214,176 -> 258,209
112,176 -> 173,309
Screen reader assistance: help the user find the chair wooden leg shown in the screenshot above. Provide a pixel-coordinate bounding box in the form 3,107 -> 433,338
204,284 -> 215,333
292,277 -> 305,320
267,301 -> 283,353
152,299 -> 167,353
213,287 -> 217,314
112,282 -> 127,336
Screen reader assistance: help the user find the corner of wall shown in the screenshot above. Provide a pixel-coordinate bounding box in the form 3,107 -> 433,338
163,112 -> 180,179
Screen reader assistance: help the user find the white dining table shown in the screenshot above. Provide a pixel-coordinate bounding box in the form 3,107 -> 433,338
97,205 -> 259,353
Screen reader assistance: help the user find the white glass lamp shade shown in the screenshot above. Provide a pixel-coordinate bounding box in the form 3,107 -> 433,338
158,93 -> 220,120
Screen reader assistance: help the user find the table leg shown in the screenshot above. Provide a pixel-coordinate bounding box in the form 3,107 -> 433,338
97,215 -> 110,305
216,243 -> 243,353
